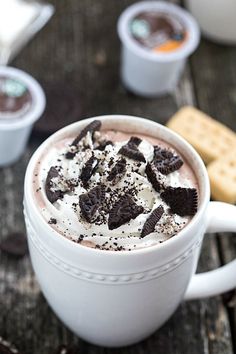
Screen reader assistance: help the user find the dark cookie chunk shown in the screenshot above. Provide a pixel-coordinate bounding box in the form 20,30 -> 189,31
95,140 -> 113,151
48,218 -> 57,225
45,167 -> 64,203
66,178 -> 79,190
107,157 -> 127,184
141,205 -> 164,237
108,195 -> 144,230
80,156 -> 99,186
79,185 -> 105,222
0,232 -> 28,258
65,151 -> 76,159
161,187 -> 198,216
129,136 -> 142,146
145,162 -> 162,192
71,120 -> 101,146
119,137 -> 145,162
119,144 -> 145,162
153,146 -> 183,175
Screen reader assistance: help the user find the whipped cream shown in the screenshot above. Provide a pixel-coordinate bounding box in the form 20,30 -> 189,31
34,126 -> 198,251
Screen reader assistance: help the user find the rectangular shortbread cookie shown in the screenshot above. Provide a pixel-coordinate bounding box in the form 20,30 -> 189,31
167,106 -> 236,164
207,152 -> 236,204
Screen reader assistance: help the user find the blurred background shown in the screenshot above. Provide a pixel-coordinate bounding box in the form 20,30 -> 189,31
0,1 -> 236,354
8,0 -> 236,134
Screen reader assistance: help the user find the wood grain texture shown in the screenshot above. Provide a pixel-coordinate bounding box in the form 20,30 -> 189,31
0,1 -> 235,353
190,36 -> 236,353
219,234 -> 236,352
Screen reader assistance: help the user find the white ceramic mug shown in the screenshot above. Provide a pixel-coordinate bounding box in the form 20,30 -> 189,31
24,115 -> 236,347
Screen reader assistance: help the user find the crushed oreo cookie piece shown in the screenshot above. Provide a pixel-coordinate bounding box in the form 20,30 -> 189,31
65,151 -> 76,159
145,162 -> 162,192
141,205 -> 164,237
107,157 -> 127,184
119,137 -> 145,162
95,140 -> 113,151
108,194 -> 144,230
129,136 -> 142,146
79,185 -> 105,222
80,156 -> 99,186
153,146 -> 183,175
45,167 -> 64,203
71,120 -> 101,146
48,218 -> 57,225
0,232 -> 28,258
161,187 -> 198,216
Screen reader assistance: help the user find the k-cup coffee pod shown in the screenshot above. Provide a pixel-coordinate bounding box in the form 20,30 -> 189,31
117,1 -> 200,97
185,0 -> 236,44
0,66 -> 45,166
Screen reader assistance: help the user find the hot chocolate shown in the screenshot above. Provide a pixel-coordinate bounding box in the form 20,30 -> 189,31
33,120 -> 199,251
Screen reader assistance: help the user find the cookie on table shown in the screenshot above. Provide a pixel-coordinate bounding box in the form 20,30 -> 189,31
207,152 -> 236,204
167,106 -> 236,164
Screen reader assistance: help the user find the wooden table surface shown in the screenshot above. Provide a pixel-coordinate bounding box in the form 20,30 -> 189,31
1,1 -> 236,353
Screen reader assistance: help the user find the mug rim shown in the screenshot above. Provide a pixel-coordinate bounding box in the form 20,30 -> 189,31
24,114 -> 210,257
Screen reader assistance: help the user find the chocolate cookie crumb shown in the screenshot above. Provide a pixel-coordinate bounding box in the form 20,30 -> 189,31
45,166 -> 64,203
48,218 -> 57,224
129,136 -> 142,146
0,232 -> 28,258
161,187 -> 198,216
145,162 -> 162,192
153,146 -> 183,175
107,157 -> 127,184
119,137 -> 146,162
141,205 -> 164,237
80,156 -> 99,186
65,151 -> 76,159
79,184 -> 106,222
95,140 -> 113,151
108,194 -> 144,230
71,120 -> 101,146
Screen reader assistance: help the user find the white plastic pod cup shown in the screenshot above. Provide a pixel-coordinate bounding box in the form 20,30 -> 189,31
0,66 -> 45,166
117,1 -> 200,97
24,115 -> 236,347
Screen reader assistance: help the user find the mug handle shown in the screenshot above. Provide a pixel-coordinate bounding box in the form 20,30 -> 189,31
185,202 -> 236,300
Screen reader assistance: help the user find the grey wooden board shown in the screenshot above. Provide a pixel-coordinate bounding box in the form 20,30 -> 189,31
0,0 -> 235,353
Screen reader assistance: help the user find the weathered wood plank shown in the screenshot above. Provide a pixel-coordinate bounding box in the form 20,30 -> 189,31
219,234 -> 236,351
0,1 -> 234,353
190,37 -> 236,351
190,40 -> 236,130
